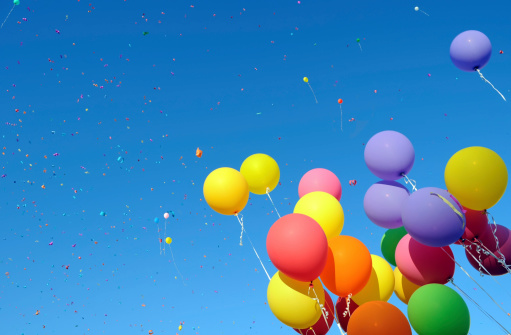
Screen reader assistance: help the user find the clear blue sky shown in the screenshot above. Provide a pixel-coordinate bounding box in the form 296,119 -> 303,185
1,0 -> 511,334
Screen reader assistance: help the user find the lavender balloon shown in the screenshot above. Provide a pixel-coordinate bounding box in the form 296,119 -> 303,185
364,131 -> 415,180
364,181 -> 410,229
402,187 -> 465,247
450,30 -> 491,72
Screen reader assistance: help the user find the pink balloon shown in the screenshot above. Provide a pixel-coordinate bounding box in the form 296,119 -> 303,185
163,212 -> 170,219
465,224 -> 511,276
298,168 -> 342,201
395,234 -> 455,286
294,290 -> 335,335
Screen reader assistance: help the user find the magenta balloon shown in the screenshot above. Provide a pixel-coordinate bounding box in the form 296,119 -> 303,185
450,30 -> 492,72
455,208 -> 488,245
336,296 -> 359,332
465,224 -> 511,276
298,168 -> 342,201
395,234 -> 455,286
364,180 -> 409,229
294,291 -> 335,335
364,131 -> 415,180
402,187 -> 465,247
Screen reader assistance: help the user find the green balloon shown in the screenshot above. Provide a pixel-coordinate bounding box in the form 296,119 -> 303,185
380,226 -> 407,266
356,38 -> 360,43
13,0 -> 20,5
408,284 -> 470,335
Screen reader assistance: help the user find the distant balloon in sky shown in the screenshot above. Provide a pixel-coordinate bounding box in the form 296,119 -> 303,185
450,30 -> 506,101
303,77 -> 318,104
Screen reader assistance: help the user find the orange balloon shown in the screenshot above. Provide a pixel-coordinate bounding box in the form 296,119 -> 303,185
320,235 -> 372,297
347,301 -> 412,335
338,99 -> 343,104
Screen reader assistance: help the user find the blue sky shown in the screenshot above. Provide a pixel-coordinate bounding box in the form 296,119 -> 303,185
1,0 -> 511,334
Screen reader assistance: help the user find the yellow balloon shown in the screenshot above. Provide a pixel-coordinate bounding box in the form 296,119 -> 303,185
352,255 -> 395,305
240,153 -> 280,195
445,146 -> 508,210
203,167 -> 249,215
294,191 -> 344,239
165,237 -> 172,244
267,271 -> 324,329
303,77 -> 309,83
178,325 -> 182,331
393,267 -> 421,305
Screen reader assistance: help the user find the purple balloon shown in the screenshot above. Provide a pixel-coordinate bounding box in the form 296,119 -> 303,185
364,180 -> 410,229
450,30 -> 492,72
402,187 -> 466,247
364,130 -> 415,180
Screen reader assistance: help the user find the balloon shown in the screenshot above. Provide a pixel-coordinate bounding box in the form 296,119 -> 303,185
465,224 -> 511,276
240,154 -> 280,195
402,187 -> 465,247
163,212 -> 170,219
363,180 -> 409,229
395,234 -> 455,286
178,325 -> 183,331
364,130 -> 415,180
454,207 -> 488,245
320,235 -> 372,297
450,30 -> 491,72
266,213 -> 328,282
352,255 -> 395,305
13,0 -> 20,4
356,38 -> 360,43
294,291 -> 334,335
335,296 -> 359,332
294,191 -> 344,239
338,99 -> 343,104
154,217 -> 160,223
203,167 -> 249,215
298,168 -> 342,201
303,77 -> 309,83
393,267 -> 421,304
165,237 -> 172,244
347,301 -> 412,335
445,146 -> 507,211
381,226 -> 407,266
408,284 -> 470,335
267,272 -> 324,329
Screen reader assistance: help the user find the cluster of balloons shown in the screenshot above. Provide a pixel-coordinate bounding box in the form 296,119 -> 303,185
363,130 -> 510,334
203,153 -> 280,216
265,168 -> 413,334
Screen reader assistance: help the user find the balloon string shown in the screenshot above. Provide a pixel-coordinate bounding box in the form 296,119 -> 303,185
339,105 -> 343,132
342,294 -> 352,318
420,9 -> 430,16
448,278 -> 510,334
472,239 -> 511,276
266,187 -> 281,218
236,214 -> 271,281
307,83 -> 318,104
401,173 -> 417,192
485,212 -> 507,265
429,192 -> 465,225
311,285 -> 330,328
0,4 -> 15,29
476,69 -> 506,101
462,240 -> 511,303
358,42 -> 363,52
441,247 -> 511,318
157,223 -> 162,255
236,213 -> 244,246
168,246 -> 186,286
164,218 -> 167,255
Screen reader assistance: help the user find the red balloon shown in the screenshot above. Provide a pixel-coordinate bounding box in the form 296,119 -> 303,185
294,290 -> 335,335
335,296 -> 359,332
395,234 -> 455,286
338,99 -> 343,104
465,224 -> 511,276
267,213 -> 328,282
454,207 -> 488,245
